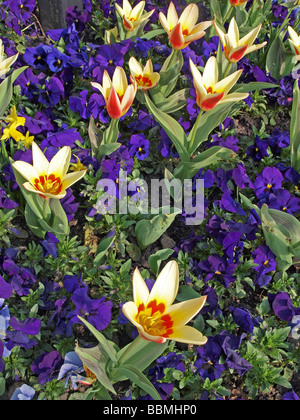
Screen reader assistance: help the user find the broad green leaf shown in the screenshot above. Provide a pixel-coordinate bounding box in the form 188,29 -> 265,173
187,103 -> 235,155
114,364 -> 161,400
115,335 -> 168,374
144,93 -> 190,161
75,341 -> 116,395
77,316 -> 117,363
233,82 -> 279,93
290,80 -> 300,172
174,146 -> 234,179
135,210 -> 179,250
94,235 -> 115,265
0,66 -> 27,117
148,248 -> 174,276
266,35 -> 289,81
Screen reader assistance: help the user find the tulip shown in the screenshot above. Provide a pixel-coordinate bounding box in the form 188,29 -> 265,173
229,0 -> 249,5
122,261 -> 208,345
92,67 -> 137,120
128,57 -> 160,91
214,18 -> 267,63
115,0 -> 155,32
189,56 -> 248,111
159,2 -> 212,50
0,39 -> 19,79
288,26 -> 300,59
12,141 -> 86,200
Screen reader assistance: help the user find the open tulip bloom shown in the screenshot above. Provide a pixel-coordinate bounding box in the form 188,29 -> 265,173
122,261 -> 208,345
159,2 -> 212,50
287,26 -> 300,59
12,141 -> 87,200
190,56 -> 249,111
115,0 -> 155,32
92,67 -> 137,120
214,18 -> 267,63
129,57 -> 160,91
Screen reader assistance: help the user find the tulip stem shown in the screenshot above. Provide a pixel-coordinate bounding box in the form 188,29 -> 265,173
0,139 -> 8,163
223,5 -> 233,24
223,61 -> 232,78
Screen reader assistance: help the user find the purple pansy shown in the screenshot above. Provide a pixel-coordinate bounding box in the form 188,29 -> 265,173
31,350 -> 64,385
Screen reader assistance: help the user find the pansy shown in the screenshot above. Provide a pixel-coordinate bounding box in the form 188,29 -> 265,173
115,0 -> 155,32
9,0 -> 36,21
23,44 -> 53,70
10,384 -> 35,400
129,56 -> 160,91
122,261 -> 207,345
159,2 -> 212,50
189,56 -> 248,111
31,350 -> 64,385
254,166 -> 284,199
92,66 -> 137,120
268,189 -> 300,215
129,133 -> 150,160
12,141 -> 87,200
214,18 -> 267,63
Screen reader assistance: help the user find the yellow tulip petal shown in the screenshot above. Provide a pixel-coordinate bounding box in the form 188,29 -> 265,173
122,301 -> 139,327
112,66 -> 128,97
131,0 -> 145,20
132,267 -> 150,310
159,12 -> 170,34
202,56 -> 218,89
239,23 -> 262,48
146,261 -> 179,309
165,296 -> 207,326
22,182 -> 66,200
228,17 -> 239,47
167,325 -> 208,345
178,3 -> 198,33
62,170 -> 86,190
47,146 -> 71,179
128,56 -> 143,78
32,141 -> 49,176
12,161 -> 40,184
214,69 -> 242,94
167,1 -> 178,31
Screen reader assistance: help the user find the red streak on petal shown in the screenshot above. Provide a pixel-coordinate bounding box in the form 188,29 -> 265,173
107,87 -> 122,119
229,44 -> 248,62
146,300 -> 165,316
169,22 -> 184,50
200,92 -> 225,111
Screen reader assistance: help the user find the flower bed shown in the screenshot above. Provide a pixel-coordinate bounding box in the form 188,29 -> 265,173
0,0 -> 299,401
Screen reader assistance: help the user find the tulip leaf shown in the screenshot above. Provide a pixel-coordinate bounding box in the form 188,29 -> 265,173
174,146 -> 234,179
0,66 -> 27,117
75,341 -> 116,395
187,103 -> 235,155
114,364 -> 161,400
94,235 -> 115,265
77,316 -> 117,363
290,80 -> 300,172
144,93 -> 189,161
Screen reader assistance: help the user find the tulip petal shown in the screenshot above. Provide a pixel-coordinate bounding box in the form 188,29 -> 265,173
200,92 -> 225,111
32,141 -> 49,176
107,87 -> 122,119
165,296 -> 207,326
131,0 -> 145,20
112,67 -> 128,98
62,170 -> 86,190
220,92 -> 249,104
47,146 -> 71,180
23,182 -> 66,200
132,267 -> 150,310
146,261 -> 179,309
12,161 -> 40,184
128,56 -> 143,78
202,56 -> 218,89
122,301 -> 139,327
169,22 -> 185,49
214,69 -> 242,94
120,83 -> 136,116
159,12 -> 170,34
178,3 -> 198,33
239,23 -> 262,48
167,1 -> 179,31
166,325 -> 208,345
228,17 -> 239,47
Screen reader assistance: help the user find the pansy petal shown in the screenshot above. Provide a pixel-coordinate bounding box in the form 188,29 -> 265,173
147,261 -> 179,309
